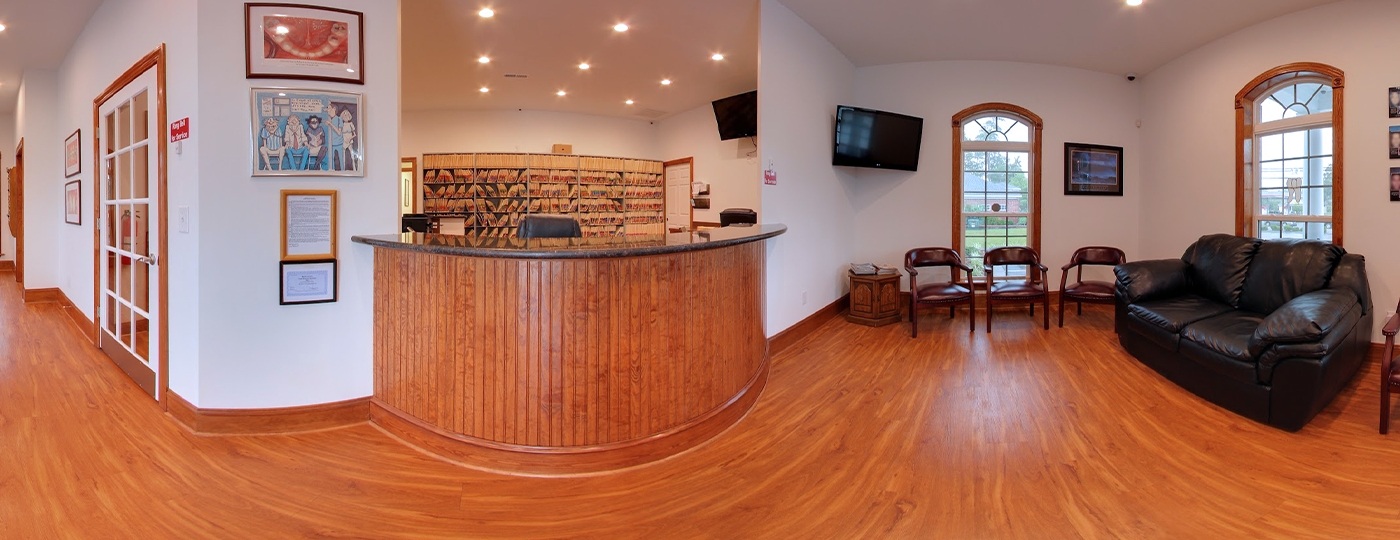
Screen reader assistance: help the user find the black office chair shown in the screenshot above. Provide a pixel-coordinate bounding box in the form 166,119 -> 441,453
720,208 -> 757,227
401,214 -> 431,233
517,214 -> 582,238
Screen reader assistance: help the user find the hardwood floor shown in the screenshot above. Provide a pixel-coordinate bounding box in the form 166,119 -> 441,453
1,272 -> 1398,538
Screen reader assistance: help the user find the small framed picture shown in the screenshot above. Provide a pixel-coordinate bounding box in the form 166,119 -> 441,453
251,88 -> 364,176
64,129 -> 81,177
65,181 -> 81,225
245,3 -> 364,84
1390,167 -> 1400,202
1390,126 -> 1400,159
280,259 -> 337,305
1064,142 -> 1124,196
1390,87 -> 1400,119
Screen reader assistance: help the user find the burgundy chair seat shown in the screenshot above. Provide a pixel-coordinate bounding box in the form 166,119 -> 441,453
1063,280 -> 1115,299
983,247 -> 1050,332
988,281 -> 1046,297
905,247 -> 976,336
915,282 -> 971,301
1058,246 -> 1127,327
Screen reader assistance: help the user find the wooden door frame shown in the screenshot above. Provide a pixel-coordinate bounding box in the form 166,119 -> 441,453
663,157 -> 694,231
13,139 -> 23,285
92,45 -> 169,406
401,156 -> 418,213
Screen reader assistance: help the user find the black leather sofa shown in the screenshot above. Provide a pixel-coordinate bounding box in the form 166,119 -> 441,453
1114,234 -> 1371,431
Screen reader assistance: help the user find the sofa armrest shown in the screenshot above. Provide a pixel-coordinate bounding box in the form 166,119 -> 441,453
1113,259 -> 1189,304
1248,289 -> 1359,358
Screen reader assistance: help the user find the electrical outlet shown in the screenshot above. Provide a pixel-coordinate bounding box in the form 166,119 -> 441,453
802,290 -> 808,305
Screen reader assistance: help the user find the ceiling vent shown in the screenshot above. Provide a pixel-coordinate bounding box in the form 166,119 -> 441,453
503,73 -> 528,79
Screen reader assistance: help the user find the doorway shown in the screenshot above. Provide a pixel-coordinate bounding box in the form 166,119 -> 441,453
664,157 -> 694,232
94,48 -> 167,400
9,140 -> 23,283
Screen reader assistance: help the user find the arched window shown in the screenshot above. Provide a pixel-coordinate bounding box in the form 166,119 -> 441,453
1236,63 -> 1344,244
951,103 -> 1043,279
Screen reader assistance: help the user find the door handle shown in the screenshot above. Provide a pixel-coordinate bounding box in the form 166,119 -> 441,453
134,254 -> 157,266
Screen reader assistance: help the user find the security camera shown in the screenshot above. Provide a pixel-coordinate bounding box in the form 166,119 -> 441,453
1126,73 -> 1138,82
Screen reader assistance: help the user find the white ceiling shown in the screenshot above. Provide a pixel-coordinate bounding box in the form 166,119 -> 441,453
401,0 -> 761,120
0,0 -> 104,113
779,0 -> 1343,75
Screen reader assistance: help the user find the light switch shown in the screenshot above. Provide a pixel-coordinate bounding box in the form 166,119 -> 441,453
178,206 -> 190,233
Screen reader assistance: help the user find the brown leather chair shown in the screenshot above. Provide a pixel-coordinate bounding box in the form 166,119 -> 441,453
905,247 -> 976,336
983,246 -> 1049,332
1058,246 -> 1126,327
1382,305 -> 1400,433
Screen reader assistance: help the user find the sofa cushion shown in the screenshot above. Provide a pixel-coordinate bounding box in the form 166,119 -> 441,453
1180,234 -> 1260,308
1180,311 -> 1266,363
1179,337 -> 1260,385
1127,295 -> 1234,334
1237,240 -> 1344,314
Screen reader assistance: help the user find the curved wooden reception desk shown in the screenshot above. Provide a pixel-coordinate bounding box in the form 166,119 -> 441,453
352,224 -> 785,475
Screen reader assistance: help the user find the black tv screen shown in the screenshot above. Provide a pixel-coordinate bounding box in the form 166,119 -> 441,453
712,90 -> 757,140
833,105 -> 924,171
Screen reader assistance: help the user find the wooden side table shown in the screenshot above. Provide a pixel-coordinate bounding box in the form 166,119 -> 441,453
847,271 -> 902,326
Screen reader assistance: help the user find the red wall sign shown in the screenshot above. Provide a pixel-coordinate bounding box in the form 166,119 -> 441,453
170,117 -> 190,142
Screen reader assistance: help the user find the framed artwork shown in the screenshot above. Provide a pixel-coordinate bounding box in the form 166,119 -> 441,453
64,129 -> 81,177
251,88 -> 364,176
1390,126 -> 1400,160
245,3 -> 364,84
1390,167 -> 1400,202
1390,87 -> 1400,119
280,189 -> 338,260
1064,142 -> 1124,196
280,259 -> 338,305
65,181 -> 81,225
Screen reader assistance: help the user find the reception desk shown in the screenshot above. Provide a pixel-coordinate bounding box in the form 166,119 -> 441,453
352,224 -> 785,475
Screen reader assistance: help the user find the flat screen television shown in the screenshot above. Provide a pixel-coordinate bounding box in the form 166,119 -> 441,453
712,90 -> 758,140
833,105 -> 924,171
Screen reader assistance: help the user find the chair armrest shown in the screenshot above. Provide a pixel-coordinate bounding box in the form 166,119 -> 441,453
1113,259 -> 1189,303
905,266 -> 918,277
1060,262 -> 1076,271
1248,289 -> 1359,358
1383,312 -> 1400,338
956,262 -> 973,273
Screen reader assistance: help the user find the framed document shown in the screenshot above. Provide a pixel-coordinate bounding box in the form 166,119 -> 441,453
280,259 -> 337,305
281,189 -> 337,260
245,3 -> 364,84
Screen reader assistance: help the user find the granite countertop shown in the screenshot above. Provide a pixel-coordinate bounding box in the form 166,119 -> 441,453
352,223 -> 787,259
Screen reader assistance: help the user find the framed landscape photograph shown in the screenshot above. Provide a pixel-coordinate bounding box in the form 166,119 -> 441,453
251,88 -> 364,176
280,259 -> 338,305
65,181 -> 81,225
64,129 -> 81,177
1064,142 -> 1124,196
245,3 -> 364,84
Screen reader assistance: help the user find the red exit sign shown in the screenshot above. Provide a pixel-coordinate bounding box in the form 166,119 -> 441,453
170,117 -> 190,142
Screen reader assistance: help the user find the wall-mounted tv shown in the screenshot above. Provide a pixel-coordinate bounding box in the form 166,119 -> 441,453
712,90 -> 758,141
833,105 -> 924,171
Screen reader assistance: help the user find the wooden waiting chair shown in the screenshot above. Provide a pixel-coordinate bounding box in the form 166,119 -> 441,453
1382,303 -> 1400,434
983,247 -> 1050,332
1058,246 -> 1126,327
904,247 -> 976,336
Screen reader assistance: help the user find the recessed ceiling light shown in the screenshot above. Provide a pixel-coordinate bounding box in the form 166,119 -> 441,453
275,25 -> 289,35
711,53 -> 725,61
478,7 -> 494,18
480,87 -> 490,93
0,23 -> 8,32
578,62 -> 591,70
478,56 -> 491,64
613,23 -> 629,33
1125,0 -> 1142,5
556,90 -> 567,96
625,99 -> 635,105
660,79 -> 672,86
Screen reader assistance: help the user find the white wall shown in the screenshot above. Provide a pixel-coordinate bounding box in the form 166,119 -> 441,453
400,109 -> 660,161
15,72 -> 61,290
0,112 -> 15,260
851,61 -> 1142,285
758,0 -> 857,336
1139,0 -> 1400,340
193,0 -> 400,408
657,102 -> 761,224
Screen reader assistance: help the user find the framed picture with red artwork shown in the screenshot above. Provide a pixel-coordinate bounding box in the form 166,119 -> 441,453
245,3 -> 364,84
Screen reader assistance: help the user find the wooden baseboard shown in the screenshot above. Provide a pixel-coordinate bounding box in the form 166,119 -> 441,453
56,289 -> 96,343
166,391 -> 371,435
0,260 -> 14,272
22,287 -> 62,304
769,294 -> 850,357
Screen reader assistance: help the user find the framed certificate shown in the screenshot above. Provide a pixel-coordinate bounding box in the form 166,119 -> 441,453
281,189 -> 337,260
280,259 -> 337,305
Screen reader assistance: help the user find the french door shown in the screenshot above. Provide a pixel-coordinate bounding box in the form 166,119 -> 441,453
97,66 -> 161,398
